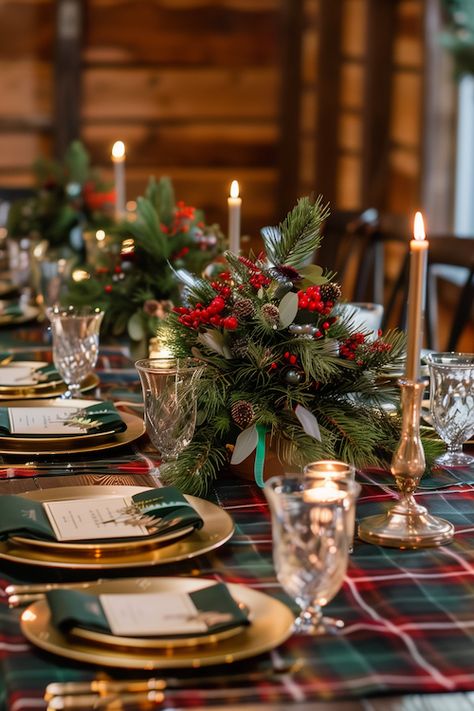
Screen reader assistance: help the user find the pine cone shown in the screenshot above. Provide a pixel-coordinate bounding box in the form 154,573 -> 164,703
319,282 -> 342,303
232,297 -> 255,320
231,400 -> 255,429
260,303 -> 280,327
231,336 -> 249,358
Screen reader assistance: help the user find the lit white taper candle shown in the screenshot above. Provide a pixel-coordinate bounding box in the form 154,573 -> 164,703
228,180 -> 241,254
405,212 -> 428,381
111,141 -> 126,221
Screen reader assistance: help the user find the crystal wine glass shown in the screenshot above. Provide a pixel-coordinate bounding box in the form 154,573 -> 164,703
46,306 -> 104,398
135,358 -> 203,461
264,473 -> 357,635
427,352 -> 474,467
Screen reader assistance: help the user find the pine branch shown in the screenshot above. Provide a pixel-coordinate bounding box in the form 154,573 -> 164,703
262,196 -> 330,268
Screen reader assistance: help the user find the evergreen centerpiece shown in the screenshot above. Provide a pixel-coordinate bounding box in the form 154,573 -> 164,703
158,196 -> 418,495
6,141 -> 115,250
64,177 -> 223,340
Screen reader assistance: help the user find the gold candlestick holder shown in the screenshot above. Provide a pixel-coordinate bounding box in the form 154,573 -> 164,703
358,379 -> 454,548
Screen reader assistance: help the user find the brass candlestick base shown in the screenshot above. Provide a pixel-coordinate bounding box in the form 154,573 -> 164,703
358,379 -> 454,549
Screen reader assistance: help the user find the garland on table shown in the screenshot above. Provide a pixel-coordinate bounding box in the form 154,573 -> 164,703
64,176 -> 224,339
6,141 -> 115,250
158,196 -> 441,495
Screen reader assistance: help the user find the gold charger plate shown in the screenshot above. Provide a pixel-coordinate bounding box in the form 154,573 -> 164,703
0,373 -> 99,400
0,485 -> 234,568
0,397 -> 128,451
0,305 -> 40,326
21,577 -> 294,668
0,412 -> 144,456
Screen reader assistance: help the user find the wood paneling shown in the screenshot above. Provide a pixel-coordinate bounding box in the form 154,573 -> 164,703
84,0 -> 279,66
0,1 -> 55,60
82,67 -> 278,120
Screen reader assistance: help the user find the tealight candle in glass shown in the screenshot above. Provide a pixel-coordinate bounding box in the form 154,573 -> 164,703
304,460 -> 358,549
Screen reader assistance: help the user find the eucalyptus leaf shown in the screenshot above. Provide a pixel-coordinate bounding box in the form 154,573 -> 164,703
278,291 -> 299,328
197,330 -> 227,356
230,424 -> 258,465
295,404 -> 322,441
127,311 -> 146,341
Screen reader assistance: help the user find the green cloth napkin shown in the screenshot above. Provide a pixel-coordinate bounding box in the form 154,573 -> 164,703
47,583 -> 249,637
0,401 -> 126,437
0,486 -> 203,542
0,303 -> 23,318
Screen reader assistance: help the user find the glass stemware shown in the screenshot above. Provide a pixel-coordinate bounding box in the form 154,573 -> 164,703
264,473 -> 358,635
427,352 -> 474,467
135,358 -> 203,461
46,306 -> 104,398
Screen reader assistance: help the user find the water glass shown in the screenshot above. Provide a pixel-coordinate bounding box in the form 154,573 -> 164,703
135,358 -> 203,460
264,473 -> 357,635
47,306 -> 104,397
427,352 -> 474,467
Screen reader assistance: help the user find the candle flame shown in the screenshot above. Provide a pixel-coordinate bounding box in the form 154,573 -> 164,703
230,180 -> 239,199
95,229 -> 106,242
414,212 -> 425,241
112,141 -> 125,160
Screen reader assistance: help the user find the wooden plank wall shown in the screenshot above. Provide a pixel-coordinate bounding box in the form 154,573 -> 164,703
299,0 -> 424,218
0,0 -> 426,241
0,0 -> 281,239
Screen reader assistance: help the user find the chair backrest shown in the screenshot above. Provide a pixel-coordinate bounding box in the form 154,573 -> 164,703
425,236 -> 474,351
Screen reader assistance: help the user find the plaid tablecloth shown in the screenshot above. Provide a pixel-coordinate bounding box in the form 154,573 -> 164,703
0,336 -> 473,710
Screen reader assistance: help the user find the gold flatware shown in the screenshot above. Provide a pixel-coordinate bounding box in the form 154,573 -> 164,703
0,355 -> 13,365
6,579 -> 101,596
47,690 -> 165,710
44,659 -> 302,700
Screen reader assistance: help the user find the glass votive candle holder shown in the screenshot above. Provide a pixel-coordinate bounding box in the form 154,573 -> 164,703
303,460 -> 359,548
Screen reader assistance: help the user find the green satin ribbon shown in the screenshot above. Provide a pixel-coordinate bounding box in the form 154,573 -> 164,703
254,425 -> 267,488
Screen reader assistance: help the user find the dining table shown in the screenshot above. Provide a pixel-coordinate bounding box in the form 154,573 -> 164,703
0,322 -> 473,711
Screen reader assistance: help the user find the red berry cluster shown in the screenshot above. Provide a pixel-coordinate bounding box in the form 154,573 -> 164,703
174,297 -> 238,331
237,256 -> 271,290
369,340 -> 392,354
339,333 -> 366,361
249,272 -> 271,290
297,286 -> 333,315
210,281 -> 232,299
269,351 -> 300,372
172,246 -> 190,261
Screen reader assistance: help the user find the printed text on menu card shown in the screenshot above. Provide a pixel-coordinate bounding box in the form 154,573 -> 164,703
8,407 -> 86,435
44,497 -> 151,541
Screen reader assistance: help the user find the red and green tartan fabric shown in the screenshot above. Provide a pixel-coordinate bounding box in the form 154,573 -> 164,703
0,338 -> 473,710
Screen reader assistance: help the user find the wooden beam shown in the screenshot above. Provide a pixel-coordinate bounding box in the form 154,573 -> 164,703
277,0 -> 304,215
53,0 -> 83,159
314,0 -> 343,207
360,0 -> 397,208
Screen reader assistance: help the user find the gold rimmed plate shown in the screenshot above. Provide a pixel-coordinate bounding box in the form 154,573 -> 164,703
0,373 -> 99,400
21,577 -> 294,668
0,397 -> 128,450
0,361 -> 63,391
10,486 -> 203,555
0,305 -> 40,327
0,412 -> 144,456
0,486 -> 234,568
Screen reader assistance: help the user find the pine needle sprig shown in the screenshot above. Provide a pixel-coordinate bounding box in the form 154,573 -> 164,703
262,196 -> 330,268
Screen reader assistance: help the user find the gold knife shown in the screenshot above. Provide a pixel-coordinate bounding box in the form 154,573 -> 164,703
6,580 -> 102,596
47,690 -> 164,709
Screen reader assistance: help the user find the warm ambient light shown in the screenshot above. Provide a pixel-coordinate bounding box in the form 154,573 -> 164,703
414,211 -> 426,241
111,140 -> 125,161
95,229 -> 106,242
72,269 -> 90,282
230,180 -> 239,199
